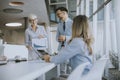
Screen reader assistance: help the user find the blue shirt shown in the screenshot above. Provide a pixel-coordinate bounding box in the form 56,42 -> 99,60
25,25 -> 47,47
50,38 -> 93,71
56,18 -> 73,50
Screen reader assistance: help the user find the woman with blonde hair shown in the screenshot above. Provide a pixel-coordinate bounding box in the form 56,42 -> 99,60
44,15 -> 94,75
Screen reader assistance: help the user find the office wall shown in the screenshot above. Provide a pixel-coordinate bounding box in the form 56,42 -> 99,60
3,29 -> 25,44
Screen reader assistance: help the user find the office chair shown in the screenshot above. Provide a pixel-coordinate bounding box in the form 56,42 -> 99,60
67,57 -> 108,80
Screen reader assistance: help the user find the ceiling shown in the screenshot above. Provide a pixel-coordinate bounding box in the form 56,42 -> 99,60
0,0 -> 49,29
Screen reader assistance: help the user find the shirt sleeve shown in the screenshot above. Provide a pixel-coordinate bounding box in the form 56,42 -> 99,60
41,26 -> 48,38
50,38 -> 85,64
65,35 -> 71,42
25,30 -> 30,46
65,20 -> 72,42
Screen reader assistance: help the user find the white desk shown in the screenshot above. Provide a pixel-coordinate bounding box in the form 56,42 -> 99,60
0,61 -> 56,80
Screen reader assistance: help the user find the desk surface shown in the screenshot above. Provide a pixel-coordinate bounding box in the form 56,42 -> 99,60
0,61 -> 55,80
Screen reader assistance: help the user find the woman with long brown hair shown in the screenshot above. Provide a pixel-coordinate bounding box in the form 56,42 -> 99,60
44,15 -> 94,75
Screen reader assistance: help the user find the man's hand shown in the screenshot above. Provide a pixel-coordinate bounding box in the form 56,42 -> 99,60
58,35 -> 66,42
43,55 -> 50,62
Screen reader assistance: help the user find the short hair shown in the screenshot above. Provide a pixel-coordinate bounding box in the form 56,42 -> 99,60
28,14 -> 37,20
55,7 -> 68,13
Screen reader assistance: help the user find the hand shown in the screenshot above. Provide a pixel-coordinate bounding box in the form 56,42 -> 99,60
43,55 -> 50,62
38,35 -> 44,39
58,35 -> 66,42
26,46 -> 32,50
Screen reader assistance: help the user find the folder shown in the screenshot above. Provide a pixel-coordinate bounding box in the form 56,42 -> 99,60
32,38 -> 48,50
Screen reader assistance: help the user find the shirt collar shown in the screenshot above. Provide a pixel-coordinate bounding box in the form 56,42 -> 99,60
61,17 -> 69,23
29,25 -> 38,30
65,18 -> 69,22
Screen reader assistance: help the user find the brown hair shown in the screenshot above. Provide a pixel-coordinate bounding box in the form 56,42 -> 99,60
70,15 -> 94,55
55,7 -> 68,13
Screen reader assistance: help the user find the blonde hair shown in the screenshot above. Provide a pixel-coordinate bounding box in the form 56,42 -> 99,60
70,15 -> 93,55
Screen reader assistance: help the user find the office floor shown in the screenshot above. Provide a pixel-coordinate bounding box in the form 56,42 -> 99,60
102,78 -> 107,80
46,66 -> 58,80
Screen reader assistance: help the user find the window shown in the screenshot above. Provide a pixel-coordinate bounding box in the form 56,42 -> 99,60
47,0 -> 68,23
46,0 -> 77,23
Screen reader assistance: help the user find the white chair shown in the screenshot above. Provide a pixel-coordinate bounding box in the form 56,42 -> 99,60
67,62 -> 89,80
82,58 -> 108,80
67,58 -> 108,80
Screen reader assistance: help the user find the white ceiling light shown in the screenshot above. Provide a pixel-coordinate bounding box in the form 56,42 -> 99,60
9,2 -> 24,6
5,22 -> 22,27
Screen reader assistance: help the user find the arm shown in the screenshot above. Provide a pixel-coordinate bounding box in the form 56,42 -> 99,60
50,39 -> 84,64
66,19 -> 73,42
25,30 -> 30,46
65,21 -> 72,42
38,25 -> 48,39
42,25 -> 48,38
25,30 -> 32,50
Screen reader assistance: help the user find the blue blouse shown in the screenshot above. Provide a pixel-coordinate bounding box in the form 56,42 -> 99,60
50,38 -> 93,72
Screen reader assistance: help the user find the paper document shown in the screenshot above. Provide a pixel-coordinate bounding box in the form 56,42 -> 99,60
32,38 -> 48,50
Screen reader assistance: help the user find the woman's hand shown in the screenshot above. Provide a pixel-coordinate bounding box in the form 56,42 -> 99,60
43,55 -> 50,62
38,35 -> 44,39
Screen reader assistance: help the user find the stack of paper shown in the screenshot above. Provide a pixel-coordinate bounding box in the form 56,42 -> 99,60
32,38 -> 48,50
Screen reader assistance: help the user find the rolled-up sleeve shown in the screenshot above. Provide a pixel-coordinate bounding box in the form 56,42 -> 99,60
41,26 -> 48,38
